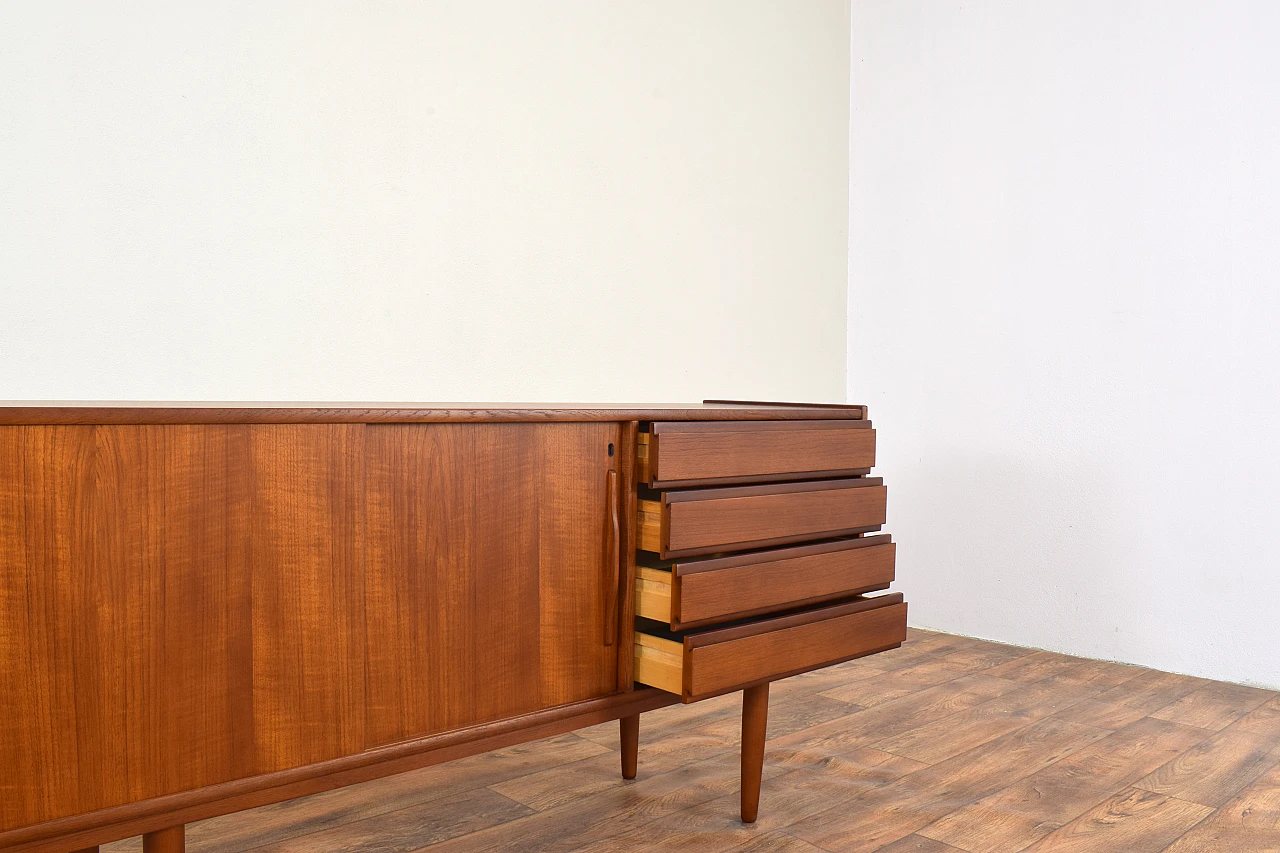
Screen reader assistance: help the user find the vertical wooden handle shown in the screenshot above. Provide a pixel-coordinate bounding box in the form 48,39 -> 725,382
605,469 -> 620,646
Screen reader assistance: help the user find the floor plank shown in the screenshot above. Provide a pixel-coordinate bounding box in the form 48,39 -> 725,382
1134,722 -> 1280,808
1019,787 -> 1212,852
1055,669 -> 1209,731
871,674 -> 1113,764
786,718 -> 1110,853
1149,681 -> 1276,731
1163,759 -> 1280,852
93,632 -> 1280,853
917,716 -> 1213,853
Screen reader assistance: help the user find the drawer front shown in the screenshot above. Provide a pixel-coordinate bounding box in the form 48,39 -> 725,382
640,420 -> 875,487
634,594 -> 907,702
636,536 -> 896,629
638,478 -> 887,559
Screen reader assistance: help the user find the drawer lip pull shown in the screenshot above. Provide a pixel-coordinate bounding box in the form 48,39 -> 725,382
661,476 -> 883,504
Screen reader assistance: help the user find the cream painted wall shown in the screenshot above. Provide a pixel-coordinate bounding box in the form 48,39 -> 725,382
1,2 -> 850,403
849,1 -> 1280,687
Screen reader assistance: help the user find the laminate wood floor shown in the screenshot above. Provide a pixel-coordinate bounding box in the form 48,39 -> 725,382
103,629 -> 1280,853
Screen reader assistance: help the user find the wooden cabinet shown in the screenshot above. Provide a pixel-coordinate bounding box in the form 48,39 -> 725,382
0,402 -> 902,852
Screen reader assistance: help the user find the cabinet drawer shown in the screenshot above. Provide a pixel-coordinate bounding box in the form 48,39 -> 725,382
636,536 -> 896,630
636,478 -> 887,559
635,594 -> 907,702
638,420 -> 874,488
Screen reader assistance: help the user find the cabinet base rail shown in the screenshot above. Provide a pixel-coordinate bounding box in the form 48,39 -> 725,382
3,690 -> 676,853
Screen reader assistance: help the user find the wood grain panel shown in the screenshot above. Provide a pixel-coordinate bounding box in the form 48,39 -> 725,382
473,426 -> 543,723
364,423 -> 618,747
536,423 -> 619,706
243,425 -> 366,772
0,426 -> 82,830
645,420 -> 875,487
662,479 -> 887,558
0,425 -> 365,832
365,424 -> 480,745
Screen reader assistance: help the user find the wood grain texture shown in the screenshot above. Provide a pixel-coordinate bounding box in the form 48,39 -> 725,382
0,403 -> 867,426
1133,723 -> 1280,807
614,421 -> 638,688
789,717 -> 1111,852
659,479 -> 888,558
689,603 -> 906,701
1019,787 -> 1213,853
740,684 -> 770,823
618,717 -> 638,781
4,690 -> 676,853
0,425 -> 365,833
919,716 -> 1214,852
644,420 -> 875,487
364,424 -> 619,746
81,630 -> 1280,853
140,826 -> 184,853
0,419 -> 644,852
1164,758 -> 1280,852
672,537 -> 895,629
1148,680 -> 1274,731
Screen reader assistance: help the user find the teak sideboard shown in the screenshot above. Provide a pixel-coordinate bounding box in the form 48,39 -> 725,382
0,401 -> 906,853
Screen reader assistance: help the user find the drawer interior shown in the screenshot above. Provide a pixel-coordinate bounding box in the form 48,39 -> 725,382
634,632 -> 682,695
635,566 -> 673,623
637,498 -> 662,553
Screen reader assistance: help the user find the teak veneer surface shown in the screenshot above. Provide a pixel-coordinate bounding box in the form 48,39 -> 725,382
89,629 -> 1280,853
0,421 -> 630,845
0,402 -> 867,425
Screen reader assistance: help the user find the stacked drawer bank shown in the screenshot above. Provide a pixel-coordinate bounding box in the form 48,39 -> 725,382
632,418 -> 907,703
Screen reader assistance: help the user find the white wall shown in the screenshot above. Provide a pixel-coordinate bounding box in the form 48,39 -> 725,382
0,2 -> 850,403
850,1 -> 1280,687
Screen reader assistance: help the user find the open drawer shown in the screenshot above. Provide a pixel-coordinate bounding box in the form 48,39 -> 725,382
636,535 -> 896,630
634,594 -> 907,702
638,420 -> 875,488
637,477 -> 887,559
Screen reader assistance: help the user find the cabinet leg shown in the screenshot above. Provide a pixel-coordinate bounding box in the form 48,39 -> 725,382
142,825 -> 184,853
71,848 -> 99,853
620,713 -> 639,779
741,683 -> 770,823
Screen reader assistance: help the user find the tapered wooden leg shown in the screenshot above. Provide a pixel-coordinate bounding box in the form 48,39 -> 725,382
620,713 -> 639,779
71,847 -> 99,853
142,825 -> 184,853
741,683 -> 770,823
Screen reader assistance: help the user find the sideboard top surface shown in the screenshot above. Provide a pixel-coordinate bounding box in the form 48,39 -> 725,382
0,400 -> 866,425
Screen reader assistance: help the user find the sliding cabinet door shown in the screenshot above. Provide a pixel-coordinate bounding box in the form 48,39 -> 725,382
364,422 -> 621,747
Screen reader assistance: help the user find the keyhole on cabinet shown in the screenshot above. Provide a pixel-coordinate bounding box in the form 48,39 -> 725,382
607,443 -> 614,457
